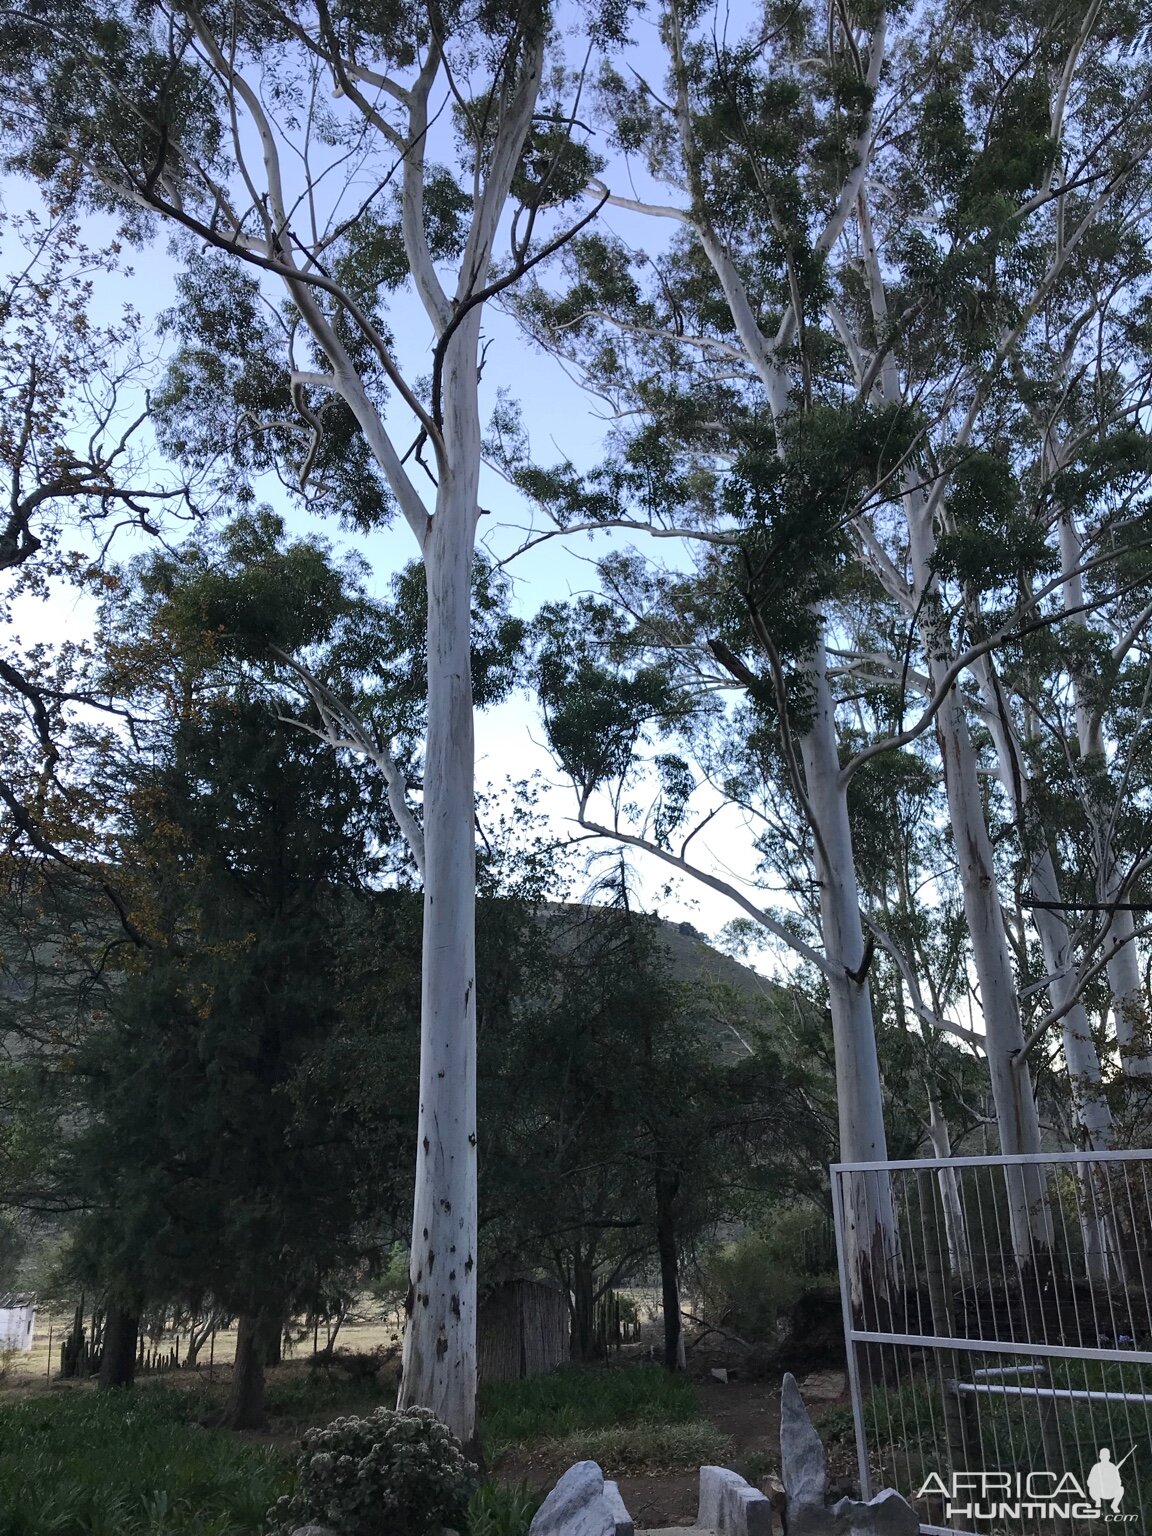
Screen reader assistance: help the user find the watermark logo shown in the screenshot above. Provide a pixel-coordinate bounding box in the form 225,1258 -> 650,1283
917,1447 -> 1138,1523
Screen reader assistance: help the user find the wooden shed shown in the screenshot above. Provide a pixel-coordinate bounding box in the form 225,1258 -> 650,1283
0,1295 -> 36,1353
478,1279 -> 569,1383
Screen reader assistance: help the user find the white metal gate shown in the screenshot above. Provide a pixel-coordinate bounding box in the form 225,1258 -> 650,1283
831,1152 -> 1152,1535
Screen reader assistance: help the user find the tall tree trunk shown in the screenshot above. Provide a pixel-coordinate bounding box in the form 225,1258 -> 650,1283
926,1094 -> 970,1278
655,1171 -> 682,1370
397,326 -> 480,1445
570,1252 -> 596,1363
973,653 -> 1114,1153
799,634 -> 898,1311
264,1304 -> 285,1367
1100,899 -> 1152,1077
98,1306 -> 139,1390
932,684 -> 1051,1258
906,497 -> 1050,1261
224,1312 -> 270,1430
1059,512 -> 1152,1077
184,1313 -> 213,1370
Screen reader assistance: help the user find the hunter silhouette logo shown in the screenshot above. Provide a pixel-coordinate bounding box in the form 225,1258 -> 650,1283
1087,1447 -> 1134,1515
918,1446 -> 1139,1522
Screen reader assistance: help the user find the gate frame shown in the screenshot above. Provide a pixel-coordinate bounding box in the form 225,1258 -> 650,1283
831,1148 -> 1152,1536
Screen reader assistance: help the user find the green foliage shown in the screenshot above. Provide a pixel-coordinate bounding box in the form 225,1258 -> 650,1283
0,1389 -> 289,1536
0,1211 -> 26,1288
266,1406 -> 479,1536
933,451 -> 1052,587
480,892 -> 804,1354
720,404 -> 919,663
478,1364 -> 700,1456
698,1205 -> 837,1342
467,1481 -> 544,1536
60,556 -> 417,1333
533,597 -> 685,794
262,1367 -> 395,1426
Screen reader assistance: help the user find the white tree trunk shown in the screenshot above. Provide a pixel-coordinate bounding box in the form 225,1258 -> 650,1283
1059,513 -> 1152,1076
972,656 -> 1113,1151
905,498 -> 1050,1259
932,686 -> 1051,1256
1102,905 -> 1152,1076
799,634 -> 899,1307
926,1093 -> 970,1277
397,333 -> 481,1445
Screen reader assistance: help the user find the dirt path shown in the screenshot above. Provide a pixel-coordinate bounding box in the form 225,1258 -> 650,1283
497,1376 -> 795,1528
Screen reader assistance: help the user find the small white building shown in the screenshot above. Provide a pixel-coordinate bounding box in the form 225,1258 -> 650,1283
0,1297 -> 36,1353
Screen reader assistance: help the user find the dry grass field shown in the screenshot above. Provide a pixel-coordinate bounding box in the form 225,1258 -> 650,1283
0,1308 -> 406,1388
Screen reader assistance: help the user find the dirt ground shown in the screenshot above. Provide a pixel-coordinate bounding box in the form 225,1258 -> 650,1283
495,1368 -> 855,1528
617,1378 -> 783,1528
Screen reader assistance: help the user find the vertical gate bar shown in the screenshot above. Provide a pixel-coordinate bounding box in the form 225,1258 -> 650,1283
917,1169 -> 975,1480
831,1165 -> 872,1501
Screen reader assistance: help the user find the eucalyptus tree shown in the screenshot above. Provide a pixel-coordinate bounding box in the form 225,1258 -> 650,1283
514,0 -> 1152,1264
0,205 -> 189,925
0,0 -> 635,1439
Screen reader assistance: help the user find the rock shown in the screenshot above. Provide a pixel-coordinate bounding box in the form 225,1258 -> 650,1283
831,1489 -> 919,1535
529,1462 -> 614,1536
780,1371 -> 828,1523
697,1466 -> 773,1536
603,1480 -> 634,1536
779,1374 -> 918,1536
710,1367 -> 730,1384
290,1527 -> 338,1536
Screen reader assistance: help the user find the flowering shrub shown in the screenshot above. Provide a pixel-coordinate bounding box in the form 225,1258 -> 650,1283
266,1405 -> 478,1536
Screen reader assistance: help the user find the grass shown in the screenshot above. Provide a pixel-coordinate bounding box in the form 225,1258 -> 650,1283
0,1388 -> 291,1536
0,1361 -> 716,1535
478,1363 -> 723,1470
262,1363 -> 396,1426
539,1419 -> 732,1473
467,1481 -> 545,1536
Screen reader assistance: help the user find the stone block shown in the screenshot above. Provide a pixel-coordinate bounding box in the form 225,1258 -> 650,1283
697,1465 -> 773,1536
603,1480 -> 634,1536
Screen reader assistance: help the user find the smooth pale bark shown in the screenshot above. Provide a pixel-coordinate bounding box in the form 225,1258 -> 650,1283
935,685 -> 1050,1256
973,654 -> 1113,1151
904,497 -> 1050,1259
396,324 -> 480,1444
926,1094 -> 970,1277
1101,907 -> 1152,1075
800,636 -> 898,1307
1059,514 -> 1152,1076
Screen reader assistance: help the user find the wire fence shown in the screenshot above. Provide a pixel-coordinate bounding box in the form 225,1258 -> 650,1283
831,1151 -> 1152,1535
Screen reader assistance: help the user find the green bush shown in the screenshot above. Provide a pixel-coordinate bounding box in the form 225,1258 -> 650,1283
266,1405 -> 478,1536
697,1205 -> 837,1342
